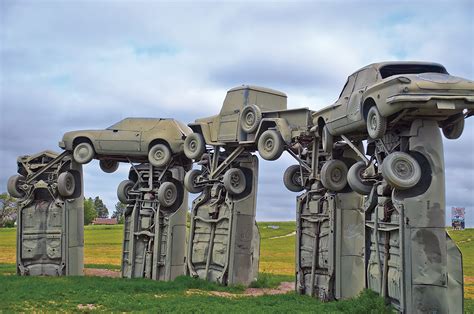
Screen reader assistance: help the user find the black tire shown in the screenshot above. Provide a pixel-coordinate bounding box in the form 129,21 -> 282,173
442,118 -> 464,139
347,161 -> 373,195
7,175 -> 25,198
366,106 -> 387,139
257,129 -> 284,161
223,168 -> 246,195
283,165 -> 305,192
184,169 -> 204,194
381,152 -> 421,190
99,160 -> 119,173
148,143 -> 171,167
73,142 -> 94,164
322,126 -> 333,154
157,182 -> 178,207
320,160 -> 348,192
57,172 -> 76,198
240,105 -> 262,133
184,133 -> 206,160
117,180 -> 134,204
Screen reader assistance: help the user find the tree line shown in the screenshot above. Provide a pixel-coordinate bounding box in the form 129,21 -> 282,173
0,192 -> 126,227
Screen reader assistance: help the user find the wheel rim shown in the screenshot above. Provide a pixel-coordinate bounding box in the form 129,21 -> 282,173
230,172 -> 242,189
189,139 -> 197,152
76,145 -> 90,160
263,137 -> 274,152
245,111 -> 255,127
292,172 -> 302,185
65,176 -> 73,191
392,159 -> 414,180
370,114 -> 377,132
154,149 -> 164,161
331,168 -> 343,183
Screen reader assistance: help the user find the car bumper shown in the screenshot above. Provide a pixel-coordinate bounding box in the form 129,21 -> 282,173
58,141 -> 66,149
386,94 -> 474,106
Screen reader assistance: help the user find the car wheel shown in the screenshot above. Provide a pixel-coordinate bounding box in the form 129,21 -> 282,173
184,133 -> 206,160
321,160 -> 348,191
57,171 -> 76,198
223,168 -> 246,195
157,182 -> 178,207
442,117 -> 464,140
283,165 -> 305,192
321,125 -> 333,154
184,169 -> 204,194
381,152 -> 421,190
257,130 -> 284,161
148,143 -> 171,168
366,106 -> 387,139
99,160 -> 119,173
73,142 -> 94,164
117,180 -> 135,204
7,175 -> 25,198
347,161 -> 373,195
240,104 -> 262,133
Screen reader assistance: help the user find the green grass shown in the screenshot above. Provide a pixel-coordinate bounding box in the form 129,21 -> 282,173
447,228 -> 474,276
1,223 -> 472,311
0,275 -> 389,313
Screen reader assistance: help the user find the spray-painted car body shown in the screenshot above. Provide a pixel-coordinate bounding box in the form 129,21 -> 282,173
14,151 -> 84,276
59,118 -> 192,162
313,61 -> 474,137
189,85 -> 312,147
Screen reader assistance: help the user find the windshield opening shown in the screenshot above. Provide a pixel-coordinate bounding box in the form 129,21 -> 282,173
380,64 -> 448,79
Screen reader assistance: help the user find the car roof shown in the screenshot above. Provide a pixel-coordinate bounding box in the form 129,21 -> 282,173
353,61 -> 447,74
227,85 -> 287,98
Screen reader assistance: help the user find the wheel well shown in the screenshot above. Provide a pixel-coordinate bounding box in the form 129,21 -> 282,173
148,139 -> 170,152
317,117 -> 325,136
257,120 -> 277,135
362,98 -> 377,121
73,137 -> 92,148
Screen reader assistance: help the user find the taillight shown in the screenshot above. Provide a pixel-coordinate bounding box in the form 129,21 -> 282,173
397,77 -> 411,84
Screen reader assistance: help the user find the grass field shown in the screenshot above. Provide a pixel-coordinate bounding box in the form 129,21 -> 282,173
0,223 -> 472,312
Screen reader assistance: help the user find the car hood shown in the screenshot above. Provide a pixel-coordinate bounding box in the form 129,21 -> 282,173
409,73 -> 474,91
62,130 -> 102,140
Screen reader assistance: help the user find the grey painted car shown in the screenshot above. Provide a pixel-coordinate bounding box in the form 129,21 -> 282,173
313,61 -> 474,143
59,118 -> 192,172
185,85 -> 312,161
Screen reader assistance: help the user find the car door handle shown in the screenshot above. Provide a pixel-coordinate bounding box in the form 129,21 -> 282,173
359,90 -> 364,94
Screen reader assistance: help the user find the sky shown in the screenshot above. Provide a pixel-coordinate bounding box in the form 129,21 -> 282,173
0,0 -> 473,225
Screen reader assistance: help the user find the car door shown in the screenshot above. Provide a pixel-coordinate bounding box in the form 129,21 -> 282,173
347,68 -> 377,124
330,74 -> 356,131
98,119 -> 141,154
217,99 -> 241,142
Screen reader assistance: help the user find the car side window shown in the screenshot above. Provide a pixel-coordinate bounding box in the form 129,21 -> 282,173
339,75 -> 356,98
354,68 -> 377,90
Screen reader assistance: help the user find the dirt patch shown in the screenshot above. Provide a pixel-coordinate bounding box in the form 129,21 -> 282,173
77,304 -> 99,310
186,282 -> 295,298
84,268 -> 121,278
464,276 -> 474,284
268,232 -> 296,240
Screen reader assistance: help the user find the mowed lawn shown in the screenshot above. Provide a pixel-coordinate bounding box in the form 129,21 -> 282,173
1,224 -> 473,311
0,222 -> 297,273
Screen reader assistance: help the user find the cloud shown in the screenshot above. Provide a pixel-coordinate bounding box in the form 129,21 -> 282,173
1,1 -> 473,225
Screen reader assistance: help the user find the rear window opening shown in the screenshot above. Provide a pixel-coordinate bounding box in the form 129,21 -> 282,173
380,64 -> 448,79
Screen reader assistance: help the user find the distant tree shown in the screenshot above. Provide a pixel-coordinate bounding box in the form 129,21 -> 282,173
112,201 -> 126,224
0,193 -> 18,227
94,196 -> 109,218
84,197 -> 97,225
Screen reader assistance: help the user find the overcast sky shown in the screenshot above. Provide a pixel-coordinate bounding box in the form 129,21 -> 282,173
1,0 -> 473,225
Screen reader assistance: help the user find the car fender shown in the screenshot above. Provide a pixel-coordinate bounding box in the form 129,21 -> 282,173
62,131 -> 99,151
188,122 -> 214,145
255,118 -> 291,143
